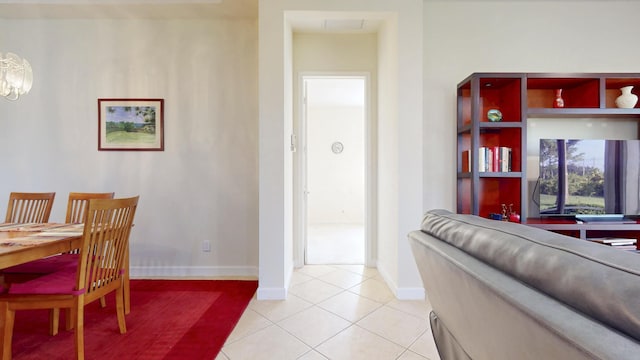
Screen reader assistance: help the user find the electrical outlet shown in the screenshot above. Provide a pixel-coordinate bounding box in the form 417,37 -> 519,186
202,240 -> 211,252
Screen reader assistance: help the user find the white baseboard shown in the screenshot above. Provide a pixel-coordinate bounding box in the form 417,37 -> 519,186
256,287 -> 287,300
130,265 -> 258,279
376,260 -> 425,300
128,265 -> 423,300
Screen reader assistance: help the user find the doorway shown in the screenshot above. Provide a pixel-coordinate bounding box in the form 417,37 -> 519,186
302,75 -> 367,265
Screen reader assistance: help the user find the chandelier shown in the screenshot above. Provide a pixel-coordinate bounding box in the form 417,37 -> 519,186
0,52 -> 33,101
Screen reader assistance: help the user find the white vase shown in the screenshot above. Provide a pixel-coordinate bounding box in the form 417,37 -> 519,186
615,86 -> 638,108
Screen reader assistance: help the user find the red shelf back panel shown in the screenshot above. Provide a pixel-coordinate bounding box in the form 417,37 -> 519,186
478,178 -> 522,220
459,88 -> 472,126
605,78 -> 640,109
457,178 -> 472,214
527,78 -> 599,108
478,128 -> 522,172
479,78 -> 521,123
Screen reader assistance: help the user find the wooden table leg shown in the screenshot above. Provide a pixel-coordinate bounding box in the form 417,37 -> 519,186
0,301 -> 14,360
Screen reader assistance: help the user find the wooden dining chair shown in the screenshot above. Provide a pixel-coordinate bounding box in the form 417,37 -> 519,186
0,196 -> 139,360
60,193 -> 116,319
65,192 -> 115,224
4,192 -> 55,224
2,192 -> 115,278
2,192 -> 117,319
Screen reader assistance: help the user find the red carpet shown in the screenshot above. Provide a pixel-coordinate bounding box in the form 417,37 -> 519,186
10,280 -> 258,360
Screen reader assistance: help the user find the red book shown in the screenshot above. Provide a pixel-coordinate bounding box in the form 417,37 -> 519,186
492,146 -> 500,172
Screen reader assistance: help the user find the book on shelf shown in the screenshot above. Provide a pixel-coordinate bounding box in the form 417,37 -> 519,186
587,237 -> 637,246
479,148 -> 486,172
499,146 -> 512,172
462,147 -> 513,173
479,146 -> 512,172
492,146 -> 499,172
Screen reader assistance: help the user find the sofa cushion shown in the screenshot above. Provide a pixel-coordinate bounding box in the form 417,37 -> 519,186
420,209 -> 640,341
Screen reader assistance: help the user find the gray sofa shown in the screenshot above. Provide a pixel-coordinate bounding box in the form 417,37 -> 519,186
408,209 -> 640,360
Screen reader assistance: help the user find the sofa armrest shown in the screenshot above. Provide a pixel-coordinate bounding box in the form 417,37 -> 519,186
409,229 -> 640,360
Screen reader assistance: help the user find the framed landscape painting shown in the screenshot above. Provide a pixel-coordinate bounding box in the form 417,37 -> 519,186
98,98 -> 164,151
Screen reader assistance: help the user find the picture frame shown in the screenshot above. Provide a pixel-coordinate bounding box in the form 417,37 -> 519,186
98,98 -> 164,151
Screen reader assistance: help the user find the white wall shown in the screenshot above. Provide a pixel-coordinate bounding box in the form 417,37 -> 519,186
0,18 -> 259,278
383,2 -> 424,298
307,104 -> 365,224
258,1 -> 292,299
260,0 -> 424,300
376,16 -> 400,291
423,1 -> 640,217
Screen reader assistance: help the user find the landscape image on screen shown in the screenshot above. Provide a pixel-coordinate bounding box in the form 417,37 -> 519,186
539,139 -> 607,215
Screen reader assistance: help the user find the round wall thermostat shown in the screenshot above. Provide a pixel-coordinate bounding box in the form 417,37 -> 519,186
331,142 -> 344,154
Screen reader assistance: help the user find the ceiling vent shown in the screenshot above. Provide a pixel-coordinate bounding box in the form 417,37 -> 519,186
323,19 -> 364,30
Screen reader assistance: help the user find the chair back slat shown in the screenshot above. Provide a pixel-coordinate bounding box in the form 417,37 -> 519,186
77,197 -> 138,299
5,192 -> 56,223
66,192 -> 115,224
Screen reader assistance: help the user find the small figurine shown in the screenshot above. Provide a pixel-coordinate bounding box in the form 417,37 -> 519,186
508,203 -> 521,222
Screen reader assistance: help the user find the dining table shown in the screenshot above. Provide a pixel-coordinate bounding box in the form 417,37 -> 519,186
0,222 -> 131,314
0,223 -> 82,269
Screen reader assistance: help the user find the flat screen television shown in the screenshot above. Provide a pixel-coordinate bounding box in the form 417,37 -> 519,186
538,138 -> 640,219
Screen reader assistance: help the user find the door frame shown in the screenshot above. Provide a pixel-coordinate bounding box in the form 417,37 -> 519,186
294,72 -> 376,267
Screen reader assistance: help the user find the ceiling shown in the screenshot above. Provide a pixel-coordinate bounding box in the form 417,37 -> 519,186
0,0 -> 257,19
0,0 -> 385,34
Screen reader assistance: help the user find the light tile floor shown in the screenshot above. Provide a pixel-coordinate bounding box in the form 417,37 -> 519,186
217,265 -> 441,360
306,224 -> 365,264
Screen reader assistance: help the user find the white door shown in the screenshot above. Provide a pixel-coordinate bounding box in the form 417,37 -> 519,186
303,76 -> 366,264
